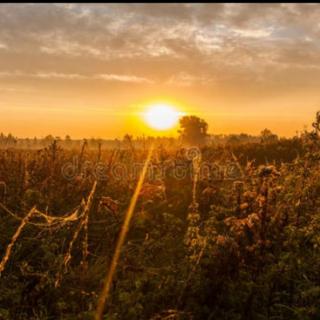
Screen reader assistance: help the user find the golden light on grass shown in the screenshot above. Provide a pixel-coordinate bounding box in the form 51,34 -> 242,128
143,103 -> 185,131
95,145 -> 154,320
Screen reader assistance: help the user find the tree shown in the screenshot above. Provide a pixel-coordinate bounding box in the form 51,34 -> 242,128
312,111 -> 320,136
260,128 -> 278,144
65,135 -> 72,147
179,115 -> 208,146
44,134 -> 55,143
227,134 -> 240,146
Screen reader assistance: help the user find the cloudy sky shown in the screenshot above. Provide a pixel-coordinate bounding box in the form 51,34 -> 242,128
0,3 -> 320,138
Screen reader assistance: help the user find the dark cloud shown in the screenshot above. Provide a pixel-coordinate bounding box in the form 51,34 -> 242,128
0,3 -> 319,91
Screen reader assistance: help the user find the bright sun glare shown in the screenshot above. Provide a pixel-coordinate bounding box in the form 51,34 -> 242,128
144,103 -> 183,130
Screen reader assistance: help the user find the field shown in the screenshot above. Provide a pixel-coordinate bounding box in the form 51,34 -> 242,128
2,3 -> 320,320
0,114 -> 319,320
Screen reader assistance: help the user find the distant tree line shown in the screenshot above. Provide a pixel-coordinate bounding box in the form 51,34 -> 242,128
1,113 -> 314,151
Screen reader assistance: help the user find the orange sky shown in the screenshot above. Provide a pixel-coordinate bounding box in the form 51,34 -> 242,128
0,4 -> 320,138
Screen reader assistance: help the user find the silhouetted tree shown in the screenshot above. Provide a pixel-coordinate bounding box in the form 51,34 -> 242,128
123,134 -> 133,145
312,111 -> 320,136
260,128 -> 278,144
44,134 -> 55,145
227,134 -> 240,146
65,135 -> 72,147
179,115 -> 208,146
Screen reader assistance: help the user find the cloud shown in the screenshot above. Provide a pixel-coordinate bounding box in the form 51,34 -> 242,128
0,42 -> 8,50
0,70 -> 153,83
166,72 -> 214,87
40,39 -> 102,57
232,28 -> 273,38
0,3 -> 320,92
34,72 -> 87,80
0,86 -> 35,93
94,74 -> 154,83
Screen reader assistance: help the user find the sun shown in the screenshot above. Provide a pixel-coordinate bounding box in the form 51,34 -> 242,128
143,103 -> 183,130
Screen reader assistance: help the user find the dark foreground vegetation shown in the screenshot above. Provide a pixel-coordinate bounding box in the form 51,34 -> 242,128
0,113 -> 320,320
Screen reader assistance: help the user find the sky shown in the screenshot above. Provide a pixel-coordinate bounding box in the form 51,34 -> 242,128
0,3 -> 320,139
